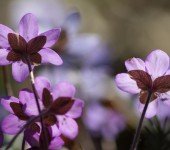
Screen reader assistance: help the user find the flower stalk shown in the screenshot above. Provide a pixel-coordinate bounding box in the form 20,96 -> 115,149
130,91 -> 152,150
25,56 -> 48,150
5,111 -> 47,150
21,134 -> 25,150
2,67 -> 13,96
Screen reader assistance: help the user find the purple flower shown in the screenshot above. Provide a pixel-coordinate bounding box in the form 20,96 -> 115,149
115,50 -> 170,118
25,127 -> 64,150
1,91 -> 41,135
34,77 -> 84,140
84,102 -> 125,139
1,76 -> 84,144
0,13 -> 63,82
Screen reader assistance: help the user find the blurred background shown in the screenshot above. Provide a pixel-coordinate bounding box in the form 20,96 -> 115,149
0,0 -> 170,149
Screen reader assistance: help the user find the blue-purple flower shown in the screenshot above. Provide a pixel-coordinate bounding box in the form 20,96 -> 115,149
0,13 -> 63,82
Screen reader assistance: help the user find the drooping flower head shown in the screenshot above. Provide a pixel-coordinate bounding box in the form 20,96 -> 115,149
0,13 -> 63,82
1,76 -> 84,148
115,50 -> 170,118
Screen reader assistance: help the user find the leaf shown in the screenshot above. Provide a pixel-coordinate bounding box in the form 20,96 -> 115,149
27,36 -> 46,54
42,88 -> 53,108
49,97 -> 74,115
153,75 -> 170,93
43,114 -> 57,126
139,91 -> 157,104
8,33 -> 27,53
10,102 -> 30,120
28,123 -> 40,133
30,53 -> 42,64
128,70 -> 152,90
7,50 -> 21,61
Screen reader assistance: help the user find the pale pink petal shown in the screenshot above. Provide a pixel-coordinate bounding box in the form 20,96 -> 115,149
0,24 -> 14,48
52,82 -> 76,99
66,99 -> 84,118
35,76 -> 51,99
50,124 -> 61,137
2,114 -> 25,135
115,73 -> 140,94
138,100 -> 158,118
19,13 -> 38,41
12,61 -> 30,82
0,49 -> 11,65
125,58 -> 145,71
40,28 -> 61,47
1,96 -> 19,113
49,136 -> 64,150
39,48 -> 63,66
57,116 -> 78,139
145,50 -> 169,79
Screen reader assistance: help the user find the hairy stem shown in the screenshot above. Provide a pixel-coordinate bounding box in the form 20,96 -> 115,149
2,66 -> 13,95
130,91 -> 152,150
5,112 -> 46,150
25,57 -> 48,150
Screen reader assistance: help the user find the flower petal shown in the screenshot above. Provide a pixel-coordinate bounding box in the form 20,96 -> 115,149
35,76 -> 51,98
0,49 -> 11,65
40,28 -> 61,47
19,90 -> 41,116
145,50 -> 169,80
0,24 -> 14,48
19,89 -> 31,104
49,136 -> 64,150
12,61 -> 30,82
66,99 -> 84,118
57,116 -> 78,139
1,114 -> 25,135
115,73 -> 140,94
1,96 -> 20,113
52,82 -> 76,99
125,58 -> 145,71
19,13 -> 39,41
50,124 -> 61,137
39,48 -> 63,66
138,100 -> 158,118
159,92 -> 170,106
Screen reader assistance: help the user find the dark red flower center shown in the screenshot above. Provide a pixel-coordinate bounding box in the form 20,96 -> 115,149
41,88 -> 74,126
7,33 -> 46,64
128,70 -> 170,104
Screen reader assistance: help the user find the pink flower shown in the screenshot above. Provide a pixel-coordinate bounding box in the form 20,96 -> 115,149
115,50 -> 170,118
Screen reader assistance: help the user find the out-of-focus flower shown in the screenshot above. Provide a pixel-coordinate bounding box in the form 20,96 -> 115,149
84,102 -> 125,139
115,50 -> 170,118
0,13 -> 62,82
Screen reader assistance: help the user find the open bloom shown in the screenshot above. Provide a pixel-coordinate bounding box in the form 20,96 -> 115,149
1,76 -> 84,148
115,50 -> 170,118
0,13 -> 63,82
34,77 -> 84,140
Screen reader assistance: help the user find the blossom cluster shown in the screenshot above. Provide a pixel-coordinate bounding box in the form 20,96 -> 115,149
0,13 -> 84,149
